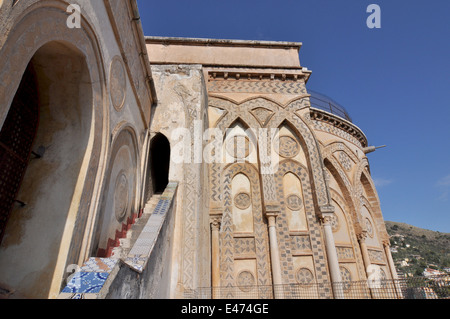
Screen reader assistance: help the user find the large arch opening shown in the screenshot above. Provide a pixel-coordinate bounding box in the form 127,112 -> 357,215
0,41 -> 93,299
92,128 -> 139,258
150,133 -> 170,194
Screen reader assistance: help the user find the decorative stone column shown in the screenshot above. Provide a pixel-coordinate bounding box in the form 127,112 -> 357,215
265,205 -> 284,299
357,232 -> 372,273
383,240 -> 403,298
320,210 -> 344,299
357,231 -> 376,298
210,215 -> 222,299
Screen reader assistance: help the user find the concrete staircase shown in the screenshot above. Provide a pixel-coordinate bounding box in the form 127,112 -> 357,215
110,194 -> 161,259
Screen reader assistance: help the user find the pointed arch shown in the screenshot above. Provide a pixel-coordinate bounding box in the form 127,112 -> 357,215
322,141 -> 359,165
219,162 -> 272,297
269,114 -> 330,209
209,93 -> 284,110
324,158 -> 362,235
328,188 -> 368,280
274,159 -> 332,293
210,96 -> 262,132
353,160 -> 389,243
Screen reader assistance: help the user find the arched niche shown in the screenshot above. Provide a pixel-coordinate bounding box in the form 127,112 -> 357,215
231,173 -> 253,234
0,41 -> 95,298
92,127 -> 139,257
324,158 -> 362,235
358,168 -> 389,244
360,200 -> 382,248
330,197 -> 352,244
222,119 -> 258,165
282,172 -> 308,232
276,121 -> 308,166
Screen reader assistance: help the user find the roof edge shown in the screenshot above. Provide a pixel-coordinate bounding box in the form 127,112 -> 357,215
145,36 -> 302,50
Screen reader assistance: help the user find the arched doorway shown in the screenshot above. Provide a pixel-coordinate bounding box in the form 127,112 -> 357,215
150,134 -> 170,194
0,41 -> 93,298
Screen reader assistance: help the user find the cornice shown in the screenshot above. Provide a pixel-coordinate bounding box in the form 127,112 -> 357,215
310,107 -> 368,148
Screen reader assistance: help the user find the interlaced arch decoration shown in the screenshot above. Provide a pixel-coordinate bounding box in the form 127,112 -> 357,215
323,154 -> 363,235
267,100 -> 330,208
356,164 -> 390,244
274,159 -> 332,299
209,96 -> 331,212
329,188 -> 367,280
321,141 -> 359,168
220,162 -> 272,298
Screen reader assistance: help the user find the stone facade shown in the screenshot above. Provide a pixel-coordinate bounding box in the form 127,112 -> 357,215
0,1 -> 397,299
146,37 -> 399,299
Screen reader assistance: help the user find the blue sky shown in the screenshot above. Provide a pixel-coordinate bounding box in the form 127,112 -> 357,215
137,0 -> 450,233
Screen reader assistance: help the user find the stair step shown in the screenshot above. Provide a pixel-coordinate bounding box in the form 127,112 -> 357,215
111,246 -> 124,259
115,194 -> 164,257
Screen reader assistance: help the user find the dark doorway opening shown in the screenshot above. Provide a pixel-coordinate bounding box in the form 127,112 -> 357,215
150,133 -> 170,194
0,64 -> 39,245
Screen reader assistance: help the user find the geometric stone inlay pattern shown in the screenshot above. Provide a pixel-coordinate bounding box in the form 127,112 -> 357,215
290,235 -> 312,251
275,161 -> 331,298
208,79 -> 307,95
340,266 -> 352,292
236,270 -> 256,292
368,249 -> 385,264
330,213 -> 339,232
251,107 -> 274,127
336,247 -> 355,260
278,136 -> 300,158
296,268 -> 315,285
234,237 -> 256,255
338,151 -> 353,171
311,119 -> 364,148
286,194 -> 303,211
234,192 -> 251,210
221,163 -> 272,298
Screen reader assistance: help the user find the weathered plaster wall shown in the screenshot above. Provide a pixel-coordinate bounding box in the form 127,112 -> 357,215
149,64 -> 210,297
146,37 -> 302,68
0,0 -> 154,298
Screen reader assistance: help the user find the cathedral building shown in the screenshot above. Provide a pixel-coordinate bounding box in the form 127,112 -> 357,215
0,0 -> 399,299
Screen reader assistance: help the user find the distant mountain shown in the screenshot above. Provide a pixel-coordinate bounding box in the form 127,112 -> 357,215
385,221 -> 450,277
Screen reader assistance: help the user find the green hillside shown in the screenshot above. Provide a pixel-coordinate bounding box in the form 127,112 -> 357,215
385,221 -> 450,277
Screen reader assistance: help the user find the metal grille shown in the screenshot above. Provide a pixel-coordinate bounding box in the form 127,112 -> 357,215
0,65 -> 39,244
308,89 -> 353,123
185,275 -> 450,299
